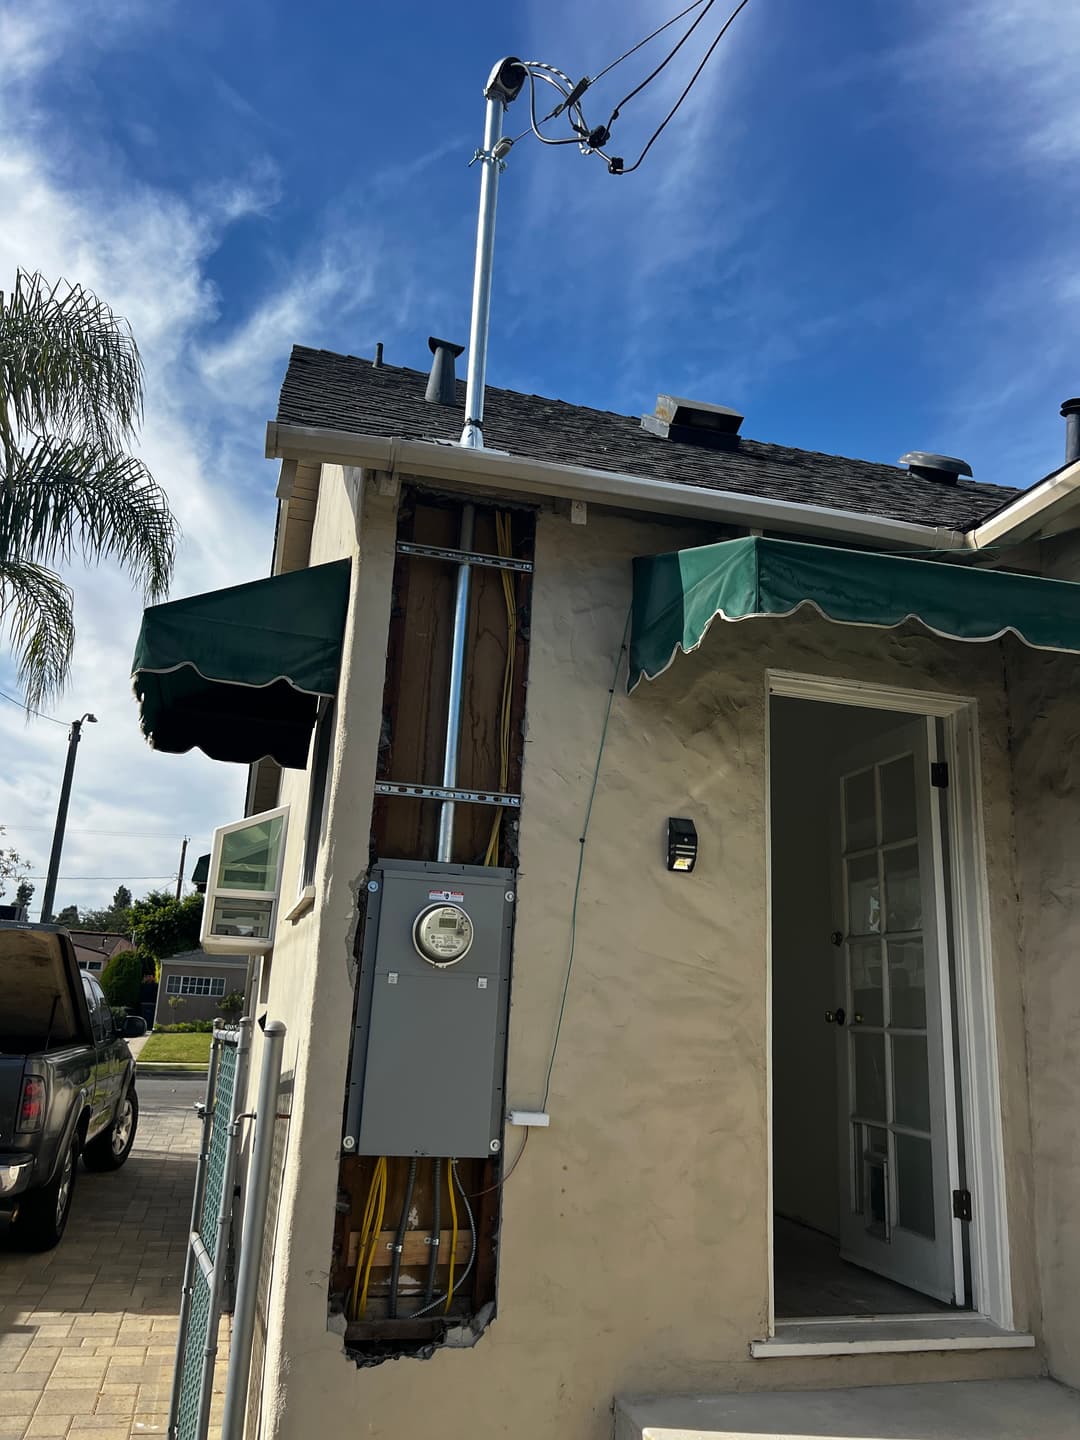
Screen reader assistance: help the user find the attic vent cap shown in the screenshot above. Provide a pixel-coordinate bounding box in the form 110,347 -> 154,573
898,451 -> 973,486
425,336 -> 464,406
642,393 -> 744,450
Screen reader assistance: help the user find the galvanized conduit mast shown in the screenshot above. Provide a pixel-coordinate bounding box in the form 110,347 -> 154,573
437,503 -> 475,861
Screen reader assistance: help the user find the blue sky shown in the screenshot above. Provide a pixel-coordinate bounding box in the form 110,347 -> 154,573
0,0 -> 1077,917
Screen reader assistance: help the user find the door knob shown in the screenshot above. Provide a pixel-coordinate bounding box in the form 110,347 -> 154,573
824,1007 -> 846,1026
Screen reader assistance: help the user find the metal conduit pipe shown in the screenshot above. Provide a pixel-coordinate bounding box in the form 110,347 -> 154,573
388,1156 -> 418,1319
436,503 -> 476,862
424,1157 -> 442,1306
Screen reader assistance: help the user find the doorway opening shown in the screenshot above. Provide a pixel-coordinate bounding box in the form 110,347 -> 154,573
770,692 -> 971,1320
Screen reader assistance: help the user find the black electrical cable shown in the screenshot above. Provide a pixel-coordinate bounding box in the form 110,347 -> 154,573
387,1156 -> 417,1319
424,1157 -> 441,1306
606,0 -> 722,124
0,688 -> 69,726
592,0 -> 711,84
407,1161 -> 477,1320
610,0 -> 754,176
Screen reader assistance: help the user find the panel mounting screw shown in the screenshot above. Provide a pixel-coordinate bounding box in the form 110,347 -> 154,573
489,1138 -> 501,1153
343,1136 -> 356,1151
367,881 -> 379,893
505,891 -> 515,903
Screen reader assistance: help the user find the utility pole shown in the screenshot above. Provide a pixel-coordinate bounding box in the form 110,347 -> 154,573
40,713 -> 97,924
175,836 -> 189,901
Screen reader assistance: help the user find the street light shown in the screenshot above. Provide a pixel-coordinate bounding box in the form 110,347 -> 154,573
40,712 -> 97,924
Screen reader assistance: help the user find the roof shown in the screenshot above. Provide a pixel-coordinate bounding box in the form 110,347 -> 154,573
160,949 -> 248,970
277,346 -> 1020,532
69,931 -> 133,956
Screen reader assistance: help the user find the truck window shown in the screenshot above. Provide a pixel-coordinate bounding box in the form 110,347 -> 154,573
0,930 -> 81,1051
87,976 -> 115,1041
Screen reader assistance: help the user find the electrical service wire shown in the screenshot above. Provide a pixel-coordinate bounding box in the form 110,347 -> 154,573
607,0 -> 754,175
541,604 -> 632,1113
470,1127 -> 529,1200
408,1160 -> 475,1321
350,1154 -> 387,1320
484,513 -> 517,867
592,0 -> 710,84
0,688 -> 68,725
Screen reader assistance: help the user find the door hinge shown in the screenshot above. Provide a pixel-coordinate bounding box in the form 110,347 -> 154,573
931,761 -> 949,789
952,1188 -> 972,1222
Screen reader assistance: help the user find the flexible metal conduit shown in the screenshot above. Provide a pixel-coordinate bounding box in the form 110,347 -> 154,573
409,1161 -> 477,1320
388,1156 -> 418,1319
436,503 -> 476,862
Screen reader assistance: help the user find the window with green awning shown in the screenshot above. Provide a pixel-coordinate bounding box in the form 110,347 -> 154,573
131,559 -> 350,767
629,536 -> 1080,691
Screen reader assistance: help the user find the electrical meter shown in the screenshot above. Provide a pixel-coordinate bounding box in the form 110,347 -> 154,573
412,903 -> 474,967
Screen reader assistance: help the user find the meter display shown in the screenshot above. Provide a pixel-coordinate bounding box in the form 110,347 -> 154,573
412,903 -> 474,966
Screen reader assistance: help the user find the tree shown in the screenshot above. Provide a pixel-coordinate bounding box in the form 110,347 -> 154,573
0,270 -> 179,707
130,890 -> 203,960
54,903 -> 79,927
81,885 -> 134,933
0,826 -> 27,899
100,946 -> 142,1009
15,879 -> 33,908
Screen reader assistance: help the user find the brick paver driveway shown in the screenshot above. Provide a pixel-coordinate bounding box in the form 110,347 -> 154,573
0,1075 -> 208,1440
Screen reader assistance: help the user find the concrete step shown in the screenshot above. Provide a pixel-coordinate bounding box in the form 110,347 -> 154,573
615,1377 -> 1080,1440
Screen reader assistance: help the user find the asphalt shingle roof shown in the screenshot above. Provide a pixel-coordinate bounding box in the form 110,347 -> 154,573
277,346 -> 1020,531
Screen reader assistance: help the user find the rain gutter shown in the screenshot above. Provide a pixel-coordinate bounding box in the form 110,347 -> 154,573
266,422 -> 969,553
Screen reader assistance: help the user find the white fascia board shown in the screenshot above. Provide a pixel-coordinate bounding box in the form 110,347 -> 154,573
966,458 -> 1080,550
265,421 -> 966,552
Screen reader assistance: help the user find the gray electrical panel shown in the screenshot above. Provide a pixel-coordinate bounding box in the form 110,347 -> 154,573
343,860 -> 515,1160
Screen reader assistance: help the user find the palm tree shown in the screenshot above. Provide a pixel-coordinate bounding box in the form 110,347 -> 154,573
0,270 -> 178,707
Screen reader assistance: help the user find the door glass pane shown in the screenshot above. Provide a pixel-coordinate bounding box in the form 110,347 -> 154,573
889,939 -> 927,1028
884,844 -> 921,931
892,1034 -> 931,1131
880,754 -> 917,844
852,1031 -> 886,1121
896,1132 -> 935,1238
847,855 -> 881,935
850,939 -> 884,1026
844,768 -> 876,852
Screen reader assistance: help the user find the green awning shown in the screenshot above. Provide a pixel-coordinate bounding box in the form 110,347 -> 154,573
132,560 -> 351,767
630,536 -> 1080,691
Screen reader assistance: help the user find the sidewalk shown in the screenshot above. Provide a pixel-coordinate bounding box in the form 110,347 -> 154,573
0,1085 -> 215,1440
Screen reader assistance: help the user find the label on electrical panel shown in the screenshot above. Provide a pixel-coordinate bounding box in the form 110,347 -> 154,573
428,889 -> 464,903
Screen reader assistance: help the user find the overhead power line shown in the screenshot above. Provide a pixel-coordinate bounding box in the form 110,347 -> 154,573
592,0 -> 710,84
23,874 -> 176,881
3,823 -> 186,840
0,688 -> 69,727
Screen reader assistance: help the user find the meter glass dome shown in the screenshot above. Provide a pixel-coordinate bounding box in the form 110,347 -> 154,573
413,903 -> 474,966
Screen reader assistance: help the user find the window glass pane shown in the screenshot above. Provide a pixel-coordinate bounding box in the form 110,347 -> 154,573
880,754 -> 917,844
211,897 -> 274,941
843,769 -> 876,852
852,1031 -> 886,1121
884,844 -> 921,931
218,814 -> 284,892
850,939 -> 884,1026
847,854 -> 881,935
896,1132 -> 935,1238
166,975 -> 180,994
892,1034 -> 931,1131
889,939 -> 927,1028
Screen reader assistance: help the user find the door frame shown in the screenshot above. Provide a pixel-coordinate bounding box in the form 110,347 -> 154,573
765,669 -> 1013,1335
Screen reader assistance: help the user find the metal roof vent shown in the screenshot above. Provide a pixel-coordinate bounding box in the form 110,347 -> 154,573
642,394 -> 744,450
425,336 -> 464,405
898,451 -> 973,486
1061,398 -> 1080,464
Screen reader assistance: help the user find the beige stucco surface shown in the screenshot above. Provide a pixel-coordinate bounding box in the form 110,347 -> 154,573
253,481 -> 1045,1440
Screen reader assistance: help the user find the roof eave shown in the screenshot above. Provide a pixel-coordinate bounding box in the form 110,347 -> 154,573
966,457 -> 1080,550
266,421 -> 969,553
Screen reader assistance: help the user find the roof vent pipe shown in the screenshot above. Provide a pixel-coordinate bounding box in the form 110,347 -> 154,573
898,451 -> 973,486
425,336 -> 464,405
373,342 -> 384,368
1061,399 -> 1080,464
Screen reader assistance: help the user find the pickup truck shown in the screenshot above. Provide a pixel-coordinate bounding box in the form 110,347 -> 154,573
0,922 -> 143,1249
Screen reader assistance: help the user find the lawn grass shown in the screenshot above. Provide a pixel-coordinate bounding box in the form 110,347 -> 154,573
138,1031 -> 213,1065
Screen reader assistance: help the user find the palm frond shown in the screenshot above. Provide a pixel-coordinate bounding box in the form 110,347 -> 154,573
0,438 -> 178,600
0,559 -> 75,710
0,270 -> 144,470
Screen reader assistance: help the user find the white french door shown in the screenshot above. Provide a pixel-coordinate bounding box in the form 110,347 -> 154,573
832,717 -> 961,1305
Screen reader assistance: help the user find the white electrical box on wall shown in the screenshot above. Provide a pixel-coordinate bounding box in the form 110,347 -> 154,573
200,805 -> 289,954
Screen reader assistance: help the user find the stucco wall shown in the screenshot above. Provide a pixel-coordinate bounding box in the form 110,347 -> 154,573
1007,532 -> 1080,1388
256,490 -> 1042,1440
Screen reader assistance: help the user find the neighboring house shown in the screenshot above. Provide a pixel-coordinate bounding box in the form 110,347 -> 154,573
70,930 -> 135,975
154,948 -> 248,1026
130,347 -> 1080,1438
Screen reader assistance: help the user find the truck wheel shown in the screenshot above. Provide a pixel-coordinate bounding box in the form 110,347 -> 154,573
15,1135 -> 79,1251
83,1088 -> 139,1172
